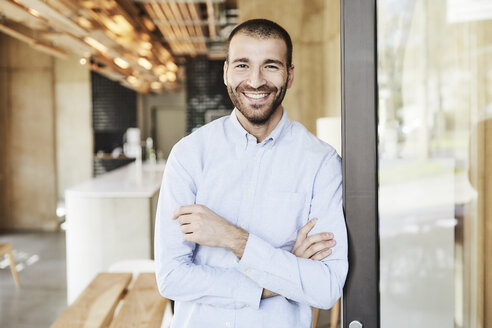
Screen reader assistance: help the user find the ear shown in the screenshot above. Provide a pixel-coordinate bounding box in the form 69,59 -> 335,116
287,65 -> 295,89
223,61 -> 228,86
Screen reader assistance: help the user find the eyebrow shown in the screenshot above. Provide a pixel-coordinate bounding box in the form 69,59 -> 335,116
264,59 -> 284,66
231,58 -> 285,66
231,58 -> 250,64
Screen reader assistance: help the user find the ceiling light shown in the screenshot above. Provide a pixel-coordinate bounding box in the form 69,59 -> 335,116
158,74 -> 168,83
155,65 -> 166,75
84,37 -> 107,53
112,15 -> 133,35
127,75 -> 139,85
76,17 -> 92,29
138,49 -> 152,57
141,33 -> 151,42
141,41 -> 152,50
166,71 -> 176,82
142,17 -> 155,31
80,58 -> 87,65
166,61 -> 178,72
138,57 -> 152,70
151,81 -> 162,90
28,8 -> 41,18
113,57 -> 129,69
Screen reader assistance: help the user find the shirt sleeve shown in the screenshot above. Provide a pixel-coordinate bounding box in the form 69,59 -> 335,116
237,151 -> 348,310
154,140 -> 263,309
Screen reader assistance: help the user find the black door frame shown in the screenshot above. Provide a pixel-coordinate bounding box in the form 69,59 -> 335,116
341,0 -> 380,327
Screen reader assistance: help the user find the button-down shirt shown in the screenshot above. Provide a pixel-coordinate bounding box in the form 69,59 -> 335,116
155,108 -> 348,328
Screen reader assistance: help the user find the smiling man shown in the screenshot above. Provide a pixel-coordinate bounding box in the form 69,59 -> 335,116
155,19 -> 348,328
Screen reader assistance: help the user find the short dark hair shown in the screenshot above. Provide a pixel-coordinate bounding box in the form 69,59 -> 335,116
227,18 -> 293,68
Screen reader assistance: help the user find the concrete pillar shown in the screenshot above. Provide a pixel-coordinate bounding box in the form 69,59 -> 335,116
0,35 -> 92,230
0,34 -> 57,230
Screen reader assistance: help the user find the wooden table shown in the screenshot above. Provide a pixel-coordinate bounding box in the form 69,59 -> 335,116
51,272 -> 169,328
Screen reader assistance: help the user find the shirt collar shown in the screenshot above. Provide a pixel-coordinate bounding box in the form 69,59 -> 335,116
228,107 -> 290,146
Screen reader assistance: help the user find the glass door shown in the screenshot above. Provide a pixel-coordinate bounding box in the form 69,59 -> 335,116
377,0 -> 490,327
342,0 -> 491,327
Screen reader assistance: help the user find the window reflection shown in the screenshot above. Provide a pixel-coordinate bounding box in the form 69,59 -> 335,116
378,0 -> 490,326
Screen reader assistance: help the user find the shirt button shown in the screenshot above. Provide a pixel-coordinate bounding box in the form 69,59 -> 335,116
240,223 -> 245,229
245,269 -> 251,273
225,322 -> 231,327
247,189 -> 252,195
253,156 -> 257,161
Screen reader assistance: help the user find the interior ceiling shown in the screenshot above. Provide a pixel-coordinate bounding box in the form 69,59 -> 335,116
0,0 -> 238,93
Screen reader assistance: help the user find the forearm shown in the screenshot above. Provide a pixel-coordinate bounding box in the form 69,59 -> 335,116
238,233 -> 347,309
156,255 -> 263,309
224,225 -> 249,259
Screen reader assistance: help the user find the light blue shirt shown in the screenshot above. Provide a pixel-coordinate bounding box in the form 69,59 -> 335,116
155,108 -> 348,328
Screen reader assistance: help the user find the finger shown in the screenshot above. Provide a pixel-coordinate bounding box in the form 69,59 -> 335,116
293,218 -> 318,251
180,223 -> 194,234
172,205 -> 201,220
310,249 -> 332,261
183,233 -> 195,242
305,232 -> 334,245
306,240 -> 336,256
297,218 -> 318,237
297,232 -> 333,254
177,214 -> 194,225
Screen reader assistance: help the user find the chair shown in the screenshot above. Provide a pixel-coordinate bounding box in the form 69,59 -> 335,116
0,242 -> 21,287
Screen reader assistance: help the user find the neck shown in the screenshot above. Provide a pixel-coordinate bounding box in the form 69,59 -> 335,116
236,106 -> 283,143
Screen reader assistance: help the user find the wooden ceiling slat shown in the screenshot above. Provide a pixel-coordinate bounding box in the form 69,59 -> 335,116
177,2 -> 195,37
147,3 -> 177,40
161,2 -> 196,55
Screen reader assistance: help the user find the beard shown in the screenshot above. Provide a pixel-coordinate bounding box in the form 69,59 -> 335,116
226,77 -> 289,126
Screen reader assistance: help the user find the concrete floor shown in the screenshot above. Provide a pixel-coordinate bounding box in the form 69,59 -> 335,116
0,231 -> 67,328
0,231 -> 338,328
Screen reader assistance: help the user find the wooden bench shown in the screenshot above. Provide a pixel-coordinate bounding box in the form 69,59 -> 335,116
51,272 -> 169,328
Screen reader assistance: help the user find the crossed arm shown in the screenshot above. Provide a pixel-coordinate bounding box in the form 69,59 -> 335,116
172,204 -> 336,299
155,145 -> 347,309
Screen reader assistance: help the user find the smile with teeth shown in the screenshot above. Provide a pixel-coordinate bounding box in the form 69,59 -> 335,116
243,92 -> 269,99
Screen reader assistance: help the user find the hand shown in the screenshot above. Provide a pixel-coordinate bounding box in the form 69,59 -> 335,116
291,218 -> 335,260
172,205 -> 248,258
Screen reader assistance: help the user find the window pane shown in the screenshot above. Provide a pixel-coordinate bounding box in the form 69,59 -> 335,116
377,0 -> 490,326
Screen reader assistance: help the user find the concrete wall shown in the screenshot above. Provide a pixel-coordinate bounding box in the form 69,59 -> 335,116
238,0 -> 341,134
0,34 -> 58,230
55,56 -> 92,200
0,34 -> 92,230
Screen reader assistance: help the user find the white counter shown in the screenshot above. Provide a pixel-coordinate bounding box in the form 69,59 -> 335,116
66,162 -> 165,198
65,161 -> 165,304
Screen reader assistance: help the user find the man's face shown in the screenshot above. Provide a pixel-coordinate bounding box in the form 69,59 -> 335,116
224,33 -> 294,126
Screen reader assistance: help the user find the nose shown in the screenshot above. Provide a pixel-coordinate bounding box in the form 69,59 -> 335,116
247,68 -> 266,89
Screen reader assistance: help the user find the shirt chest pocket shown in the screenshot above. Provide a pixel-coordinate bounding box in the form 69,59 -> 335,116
255,192 -> 308,249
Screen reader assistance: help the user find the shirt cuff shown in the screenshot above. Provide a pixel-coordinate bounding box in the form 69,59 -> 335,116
232,273 -> 263,310
238,233 -> 276,285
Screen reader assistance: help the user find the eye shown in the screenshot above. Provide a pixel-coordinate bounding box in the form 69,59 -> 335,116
235,64 -> 248,69
265,65 -> 280,70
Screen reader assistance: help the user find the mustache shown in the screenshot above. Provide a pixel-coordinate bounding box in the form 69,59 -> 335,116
236,85 -> 277,93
